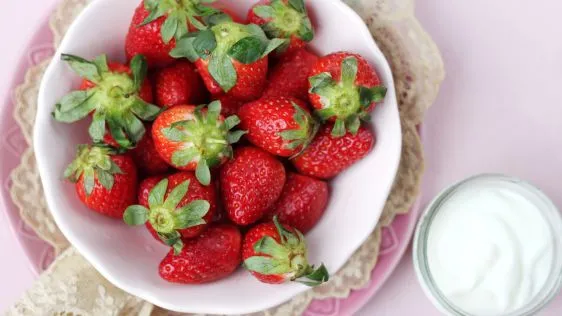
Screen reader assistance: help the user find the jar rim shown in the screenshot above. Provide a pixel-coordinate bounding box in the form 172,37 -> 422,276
412,173 -> 562,316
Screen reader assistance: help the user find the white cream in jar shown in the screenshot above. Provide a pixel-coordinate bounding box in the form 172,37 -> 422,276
414,175 -> 562,316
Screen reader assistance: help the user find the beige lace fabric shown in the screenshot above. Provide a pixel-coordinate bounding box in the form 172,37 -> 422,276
7,0 -> 445,315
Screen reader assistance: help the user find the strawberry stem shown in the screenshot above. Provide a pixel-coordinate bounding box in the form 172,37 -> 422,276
150,207 -> 176,233
53,54 -> 161,149
163,102 -> 245,185
123,178 -> 211,253
64,144 -> 123,196
253,0 -> 314,44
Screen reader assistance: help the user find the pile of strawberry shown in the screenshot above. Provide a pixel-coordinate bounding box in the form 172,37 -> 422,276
53,0 -> 386,286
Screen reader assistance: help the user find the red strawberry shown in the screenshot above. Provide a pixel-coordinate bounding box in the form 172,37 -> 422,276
247,0 -> 314,57
125,0 -> 219,68
265,173 -> 329,233
263,48 -> 319,101
238,96 -> 318,157
170,18 -> 285,102
152,102 -> 245,185
216,95 -> 245,117
242,218 -> 329,285
292,124 -> 375,179
64,144 -> 138,218
308,52 -> 387,137
154,60 -> 208,107
124,171 -> 217,251
159,224 -> 242,284
130,124 -> 170,176
53,54 -> 160,149
220,147 -> 286,226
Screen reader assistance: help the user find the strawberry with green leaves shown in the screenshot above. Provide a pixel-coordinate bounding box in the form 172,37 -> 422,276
53,54 -> 161,149
125,0 -> 220,68
64,144 -> 138,218
152,101 -> 246,186
238,96 -> 319,157
292,123 -> 376,179
247,0 -> 314,57
308,52 -> 387,137
123,172 -> 216,252
171,16 -> 285,101
243,217 -> 329,285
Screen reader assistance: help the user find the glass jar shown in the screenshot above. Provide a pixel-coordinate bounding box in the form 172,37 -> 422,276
413,174 -> 562,316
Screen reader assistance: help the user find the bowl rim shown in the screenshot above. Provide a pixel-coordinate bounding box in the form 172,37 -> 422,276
33,0 -> 402,313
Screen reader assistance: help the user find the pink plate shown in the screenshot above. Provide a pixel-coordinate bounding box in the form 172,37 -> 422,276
0,14 -> 422,316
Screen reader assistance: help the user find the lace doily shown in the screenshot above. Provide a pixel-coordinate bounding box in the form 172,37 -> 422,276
8,0 -> 444,315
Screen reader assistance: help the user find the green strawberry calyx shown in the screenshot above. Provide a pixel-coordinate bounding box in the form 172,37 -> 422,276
309,56 -> 387,137
278,102 -> 319,158
253,0 -> 314,50
123,178 -> 211,254
64,144 -> 124,196
140,0 -> 219,44
170,17 -> 286,92
161,101 -> 247,186
244,217 -> 330,286
52,54 -> 161,149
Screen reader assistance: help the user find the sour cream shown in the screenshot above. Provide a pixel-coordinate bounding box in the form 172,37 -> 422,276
414,175 -> 562,316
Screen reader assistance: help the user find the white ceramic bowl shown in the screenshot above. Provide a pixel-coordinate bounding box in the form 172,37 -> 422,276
34,0 -> 401,314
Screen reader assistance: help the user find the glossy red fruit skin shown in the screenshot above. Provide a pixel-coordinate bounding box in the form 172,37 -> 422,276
292,124 -> 376,179
159,224 -> 242,284
80,62 -> 154,103
220,147 -> 286,226
263,49 -> 319,101
264,173 -> 329,233
247,0 -> 307,58
196,58 -> 269,102
238,97 -> 310,157
139,172 -> 218,240
76,155 -> 138,218
242,222 -> 289,284
130,125 -> 171,177
308,52 -> 381,114
216,95 -> 245,117
155,60 -> 208,107
125,3 -> 176,68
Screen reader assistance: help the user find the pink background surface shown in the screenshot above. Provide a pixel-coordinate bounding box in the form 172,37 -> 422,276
1,0 -> 562,315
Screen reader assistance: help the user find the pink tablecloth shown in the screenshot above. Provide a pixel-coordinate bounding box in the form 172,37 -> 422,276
1,0 -> 561,315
